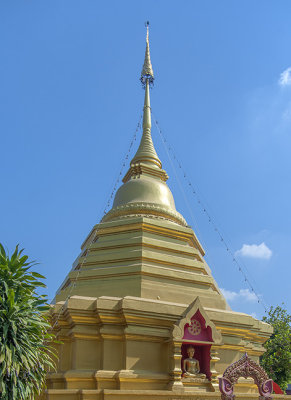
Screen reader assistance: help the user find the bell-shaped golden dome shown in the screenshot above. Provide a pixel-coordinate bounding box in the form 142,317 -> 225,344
113,175 -> 176,210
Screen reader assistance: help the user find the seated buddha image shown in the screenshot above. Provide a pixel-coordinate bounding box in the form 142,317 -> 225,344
183,345 -> 206,379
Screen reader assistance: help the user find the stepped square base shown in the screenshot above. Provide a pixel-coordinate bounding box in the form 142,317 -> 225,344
42,389 -> 290,400
43,295 -> 276,400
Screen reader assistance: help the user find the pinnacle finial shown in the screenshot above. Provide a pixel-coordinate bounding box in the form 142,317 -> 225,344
141,21 -> 154,86
129,23 -> 161,169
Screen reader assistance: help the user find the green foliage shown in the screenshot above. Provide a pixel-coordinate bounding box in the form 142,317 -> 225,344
260,304 -> 291,390
0,244 -> 55,400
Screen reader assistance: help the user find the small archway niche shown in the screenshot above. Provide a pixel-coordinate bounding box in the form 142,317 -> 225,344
169,297 -> 222,391
181,310 -> 213,380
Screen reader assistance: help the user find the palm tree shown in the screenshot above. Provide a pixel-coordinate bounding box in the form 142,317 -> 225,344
0,244 -> 55,400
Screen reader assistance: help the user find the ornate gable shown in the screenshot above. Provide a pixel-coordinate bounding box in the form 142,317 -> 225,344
172,296 -> 222,344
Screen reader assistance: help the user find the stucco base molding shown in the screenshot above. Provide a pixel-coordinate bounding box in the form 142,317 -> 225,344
43,389 -> 291,400
116,370 -> 170,390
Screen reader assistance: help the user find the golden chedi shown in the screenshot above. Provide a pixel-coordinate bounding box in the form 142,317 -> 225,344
44,24 -> 279,400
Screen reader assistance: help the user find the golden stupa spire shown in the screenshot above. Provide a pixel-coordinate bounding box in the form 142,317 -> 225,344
102,22 -> 186,227
131,22 -> 161,169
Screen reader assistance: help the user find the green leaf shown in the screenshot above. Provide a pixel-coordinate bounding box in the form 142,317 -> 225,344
30,272 -> 46,279
0,243 -> 7,258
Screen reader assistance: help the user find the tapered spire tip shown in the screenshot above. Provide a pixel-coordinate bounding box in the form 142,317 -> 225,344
141,21 -> 154,87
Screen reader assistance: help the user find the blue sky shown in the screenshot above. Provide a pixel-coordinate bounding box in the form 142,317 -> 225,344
1,1 -> 291,319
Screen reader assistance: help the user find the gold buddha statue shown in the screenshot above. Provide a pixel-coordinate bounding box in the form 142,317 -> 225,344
183,346 -> 206,379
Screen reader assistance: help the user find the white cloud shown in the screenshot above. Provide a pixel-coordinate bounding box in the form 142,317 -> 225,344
239,288 -> 257,302
235,242 -> 272,260
279,67 -> 291,86
220,288 -> 258,303
220,288 -> 238,301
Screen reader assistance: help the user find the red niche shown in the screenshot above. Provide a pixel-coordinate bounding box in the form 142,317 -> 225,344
181,310 -> 213,380
183,310 -> 213,342
181,343 -> 211,380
